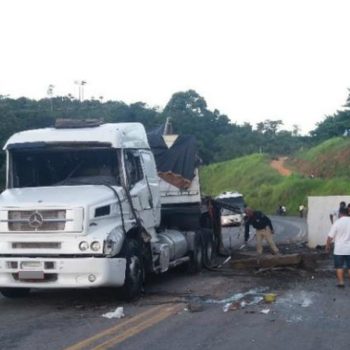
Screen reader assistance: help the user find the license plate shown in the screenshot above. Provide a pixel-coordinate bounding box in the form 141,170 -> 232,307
21,261 -> 42,270
18,271 -> 44,280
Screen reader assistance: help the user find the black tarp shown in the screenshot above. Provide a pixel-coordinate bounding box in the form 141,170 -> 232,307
147,125 -> 197,188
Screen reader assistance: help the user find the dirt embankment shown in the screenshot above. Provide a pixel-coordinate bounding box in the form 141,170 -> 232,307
270,157 -> 292,176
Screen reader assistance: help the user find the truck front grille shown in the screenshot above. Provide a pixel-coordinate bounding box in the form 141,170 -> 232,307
12,242 -> 61,249
7,210 -> 67,232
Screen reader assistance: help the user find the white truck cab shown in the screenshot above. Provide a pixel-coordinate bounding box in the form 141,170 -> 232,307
0,121 -> 218,300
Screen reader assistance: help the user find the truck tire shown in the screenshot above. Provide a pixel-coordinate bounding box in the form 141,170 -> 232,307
188,231 -> 203,273
0,288 -> 30,298
120,239 -> 144,301
202,228 -> 215,267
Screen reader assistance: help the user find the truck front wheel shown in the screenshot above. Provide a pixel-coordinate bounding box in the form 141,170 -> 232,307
0,288 -> 30,298
120,240 -> 144,301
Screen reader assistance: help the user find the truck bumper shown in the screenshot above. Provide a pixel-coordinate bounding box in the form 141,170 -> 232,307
0,257 -> 126,288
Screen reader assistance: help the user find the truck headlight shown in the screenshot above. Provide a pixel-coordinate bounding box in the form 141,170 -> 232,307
79,241 -> 89,251
90,241 -> 101,252
103,229 -> 124,256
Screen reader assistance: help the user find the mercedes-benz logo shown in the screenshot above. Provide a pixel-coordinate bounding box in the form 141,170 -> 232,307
28,212 -> 44,229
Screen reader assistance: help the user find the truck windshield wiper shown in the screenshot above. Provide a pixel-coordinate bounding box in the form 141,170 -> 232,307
55,161 -> 84,185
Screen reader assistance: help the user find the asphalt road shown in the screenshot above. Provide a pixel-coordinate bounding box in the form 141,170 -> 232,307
2,217 -> 348,350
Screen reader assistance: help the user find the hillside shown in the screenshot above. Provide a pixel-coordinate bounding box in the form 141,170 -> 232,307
199,137 -> 350,215
287,137 -> 350,179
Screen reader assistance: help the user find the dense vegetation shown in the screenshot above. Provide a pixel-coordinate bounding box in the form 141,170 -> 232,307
311,90 -> 350,140
200,137 -> 350,215
0,90 -> 312,169
1,87 -> 350,202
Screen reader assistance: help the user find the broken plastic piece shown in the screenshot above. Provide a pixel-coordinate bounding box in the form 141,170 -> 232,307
102,307 -> 125,319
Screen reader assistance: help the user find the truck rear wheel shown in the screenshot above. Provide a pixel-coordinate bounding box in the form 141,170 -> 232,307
188,231 -> 203,273
120,239 -> 144,301
0,288 -> 30,298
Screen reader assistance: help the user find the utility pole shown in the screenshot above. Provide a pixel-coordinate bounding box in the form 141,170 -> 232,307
74,80 -> 87,102
81,80 -> 87,101
47,84 -> 55,112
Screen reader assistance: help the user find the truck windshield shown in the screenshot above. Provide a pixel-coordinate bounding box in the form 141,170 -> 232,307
220,197 -> 245,214
10,148 -> 121,188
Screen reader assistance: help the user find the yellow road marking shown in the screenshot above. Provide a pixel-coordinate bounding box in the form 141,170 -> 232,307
91,304 -> 183,350
64,305 -> 164,350
64,303 -> 183,350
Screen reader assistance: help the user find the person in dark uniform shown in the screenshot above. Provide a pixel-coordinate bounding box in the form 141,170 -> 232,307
244,207 -> 280,255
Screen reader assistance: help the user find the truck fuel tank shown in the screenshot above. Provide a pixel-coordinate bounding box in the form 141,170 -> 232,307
157,230 -> 189,260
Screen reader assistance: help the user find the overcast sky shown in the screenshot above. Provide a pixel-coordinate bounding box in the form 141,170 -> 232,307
1,0 -> 350,134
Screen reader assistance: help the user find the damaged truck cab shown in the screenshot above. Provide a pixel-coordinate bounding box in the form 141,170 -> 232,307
0,121 -> 219,300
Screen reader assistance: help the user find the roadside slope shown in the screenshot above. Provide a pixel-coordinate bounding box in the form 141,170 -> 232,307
287,137 -> 350,179
200,147 -> 350,214
270,157 -> 292,176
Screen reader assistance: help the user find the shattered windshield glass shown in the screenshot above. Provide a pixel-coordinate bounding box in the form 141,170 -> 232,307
10,147 -> 121,188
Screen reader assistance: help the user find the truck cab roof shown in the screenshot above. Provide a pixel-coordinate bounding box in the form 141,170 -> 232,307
4,123 -> 150,150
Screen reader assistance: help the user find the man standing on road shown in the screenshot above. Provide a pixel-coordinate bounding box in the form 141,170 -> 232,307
326,207 -> 350,288
330,201 -> 346,224
244,207 -> 280,255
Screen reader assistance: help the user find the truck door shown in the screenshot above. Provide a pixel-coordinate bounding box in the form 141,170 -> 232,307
123,150 -> 158,229
139,150 -> 161,226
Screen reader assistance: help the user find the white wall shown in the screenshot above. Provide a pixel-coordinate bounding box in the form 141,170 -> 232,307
307,195 -> 350,248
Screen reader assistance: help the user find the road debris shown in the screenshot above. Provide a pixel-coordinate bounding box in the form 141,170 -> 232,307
277,290 -> 314,308
223,302 -> 241,312
260,309 -> 270,315
185,302 -> 204,313
301,298 -> 313,308
204,287 -> 268,312
102,306 -> 125,319
230,253 -> 303,269
264,293 -> 277,303
205,287 -> 268,305
255,266 -> 297,274
217,256 -> 232,268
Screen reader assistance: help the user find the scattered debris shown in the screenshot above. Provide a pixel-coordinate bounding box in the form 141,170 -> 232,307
212,288 -> 268,312
205,287 -> 268,305
260,309 -> 270,315
185,302 -> 204,313
230,253 -> 303,269
223,302 -> 240,312
255,266 -> 297,274
102,307 -> 125,319
301,298 -> 312,308
217,256 -> 232,268
287,315 -> 303,323
264,293 -> 277,303
228,249 -> 320,272
277,291 -> 314,309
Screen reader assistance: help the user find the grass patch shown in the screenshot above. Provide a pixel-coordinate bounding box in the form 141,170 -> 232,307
200,152 -> 350,215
